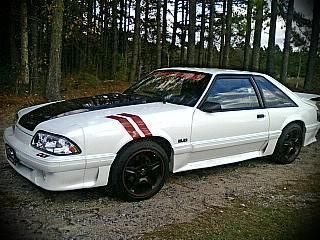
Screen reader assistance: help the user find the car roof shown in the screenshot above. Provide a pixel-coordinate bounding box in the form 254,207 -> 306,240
158,67 -> 267,77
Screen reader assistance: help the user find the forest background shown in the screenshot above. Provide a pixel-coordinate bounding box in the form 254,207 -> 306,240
0,0 -> 319,101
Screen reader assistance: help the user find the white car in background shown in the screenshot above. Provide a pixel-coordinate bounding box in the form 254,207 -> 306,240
4,68 -> 320,201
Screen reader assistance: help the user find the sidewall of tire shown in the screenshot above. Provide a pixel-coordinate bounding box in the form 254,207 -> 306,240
110,140 -> 169,201
272,123 -> 303,164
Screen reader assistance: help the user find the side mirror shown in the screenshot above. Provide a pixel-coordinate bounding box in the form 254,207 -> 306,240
199,102 -> 222,113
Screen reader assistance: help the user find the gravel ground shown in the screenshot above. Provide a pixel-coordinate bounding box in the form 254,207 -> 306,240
1,120 -> 319,240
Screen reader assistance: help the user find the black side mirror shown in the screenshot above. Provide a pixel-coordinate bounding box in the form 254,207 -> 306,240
199,102 -> 222,113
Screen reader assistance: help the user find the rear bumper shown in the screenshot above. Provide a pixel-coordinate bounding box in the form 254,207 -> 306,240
3,126 -> 116,191
304,122 -> 320,146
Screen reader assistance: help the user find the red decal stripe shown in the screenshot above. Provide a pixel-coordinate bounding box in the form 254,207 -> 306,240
106,115 -> 141,139
119,113 -> 152,137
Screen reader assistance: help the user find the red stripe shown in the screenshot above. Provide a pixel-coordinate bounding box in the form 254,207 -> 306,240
119,113 -> 152,137
106,115 -> 141,139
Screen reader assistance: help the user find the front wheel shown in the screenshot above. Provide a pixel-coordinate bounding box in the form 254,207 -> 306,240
110,141 -> 169,201
272,123 -> 303,164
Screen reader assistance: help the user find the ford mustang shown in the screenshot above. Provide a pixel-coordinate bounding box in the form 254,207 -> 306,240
4,68 -> 320,201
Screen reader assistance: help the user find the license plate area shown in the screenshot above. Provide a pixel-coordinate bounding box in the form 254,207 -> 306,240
5,144 -> 19,165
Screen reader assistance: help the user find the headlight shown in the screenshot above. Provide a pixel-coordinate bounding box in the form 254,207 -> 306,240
31,131 -> 81,155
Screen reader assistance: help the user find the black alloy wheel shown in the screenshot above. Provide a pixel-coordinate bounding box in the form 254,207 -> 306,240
272,123 -> 303,164
122,149 -> 164,198
110,141 -> 168,201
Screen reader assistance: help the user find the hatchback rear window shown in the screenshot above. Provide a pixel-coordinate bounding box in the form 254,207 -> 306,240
254,76 -> 296,108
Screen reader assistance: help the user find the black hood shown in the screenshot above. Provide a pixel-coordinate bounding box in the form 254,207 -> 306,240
19,93 -> 152,131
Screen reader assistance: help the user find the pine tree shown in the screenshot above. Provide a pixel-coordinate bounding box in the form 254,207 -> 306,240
266,0 -> 278,76
304,0 -> 320,89
251,0 -> 263,71
46,0 -> 64,100
280,0 -> 294,83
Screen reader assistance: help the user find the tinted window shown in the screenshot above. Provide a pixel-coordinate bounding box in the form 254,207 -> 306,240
205,78 -> 260,110
254,76 -> 296,108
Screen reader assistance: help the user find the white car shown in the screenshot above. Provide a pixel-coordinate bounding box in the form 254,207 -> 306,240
4,68 -> 320,201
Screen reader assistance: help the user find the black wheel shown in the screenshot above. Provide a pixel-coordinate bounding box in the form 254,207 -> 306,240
110,141 -> 169,201
272,123 -> 303,164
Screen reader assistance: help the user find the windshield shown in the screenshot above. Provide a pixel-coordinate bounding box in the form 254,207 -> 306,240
124,70 -> 212,106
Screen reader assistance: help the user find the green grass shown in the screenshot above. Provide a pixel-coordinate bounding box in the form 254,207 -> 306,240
143,199 -> 319,240
143,158 -> 320,240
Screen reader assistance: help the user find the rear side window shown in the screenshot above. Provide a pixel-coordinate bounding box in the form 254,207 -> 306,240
254,76 -> 296,108
205,77 -> 260,110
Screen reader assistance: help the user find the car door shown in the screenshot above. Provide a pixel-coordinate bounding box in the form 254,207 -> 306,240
184,75 -> 269,171
253,75 -> 301,154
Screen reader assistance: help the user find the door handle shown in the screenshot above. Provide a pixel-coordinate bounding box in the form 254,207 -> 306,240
257,114 -> 265,119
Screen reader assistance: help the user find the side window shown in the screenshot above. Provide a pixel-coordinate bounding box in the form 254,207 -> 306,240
254,76 -> 296,108
205,78 -> 260,110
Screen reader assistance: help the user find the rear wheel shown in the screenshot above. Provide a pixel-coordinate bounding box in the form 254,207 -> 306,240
110,141 -> 168,201
272,123 -> 303,164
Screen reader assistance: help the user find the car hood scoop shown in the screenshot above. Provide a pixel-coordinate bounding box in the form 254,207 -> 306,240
19,93 -> 150,131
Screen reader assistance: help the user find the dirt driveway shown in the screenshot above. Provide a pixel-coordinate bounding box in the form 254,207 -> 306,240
1,120 -> 319,239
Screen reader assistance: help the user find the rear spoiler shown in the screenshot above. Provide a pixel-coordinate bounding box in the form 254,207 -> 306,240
294,92 -> 320,102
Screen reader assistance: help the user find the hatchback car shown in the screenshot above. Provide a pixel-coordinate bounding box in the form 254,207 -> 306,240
4,68 -> 320,201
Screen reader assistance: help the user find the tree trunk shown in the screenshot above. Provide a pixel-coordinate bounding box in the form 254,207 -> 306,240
46,0 -> 64,100
187,0 -> 196,66
297,50 -> 301,78
219,0 -> 226,67
243,0 -> 252,70
119,0 -> 125,47
30,1 -> 39,94
251,0 -> 263,71
129,0 -> 141,82
156,0 -> 161,68
20,0 -> 29,89
38,9 -> 49,88
180,0 -> 188,64
10,0 -> 18,92
171,0 -> 178,48
304,0 -> 320,89
280,0 -> 294,83
123,0 -> 129,80
161,0 -> 168,66
102,1 -> 109,77
86,0 -> 93,65
207,0 -> 215,67
198,0 -> 206,66
266,0 -> 278,76
170,0 -> 179,65
142,0 -> 150,71
222,0 -> 232,68
111,0 -> 119,80
144,0 -> 149,43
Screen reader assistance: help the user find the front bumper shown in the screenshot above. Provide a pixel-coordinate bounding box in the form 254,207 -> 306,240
3,126 -> 116,191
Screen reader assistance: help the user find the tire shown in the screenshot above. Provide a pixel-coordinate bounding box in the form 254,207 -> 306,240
272,123 -> 303,164
110,140 -> 169,201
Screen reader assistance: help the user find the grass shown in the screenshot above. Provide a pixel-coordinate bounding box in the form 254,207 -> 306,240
143,173 -> 320,240
142,199 -> 319,240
